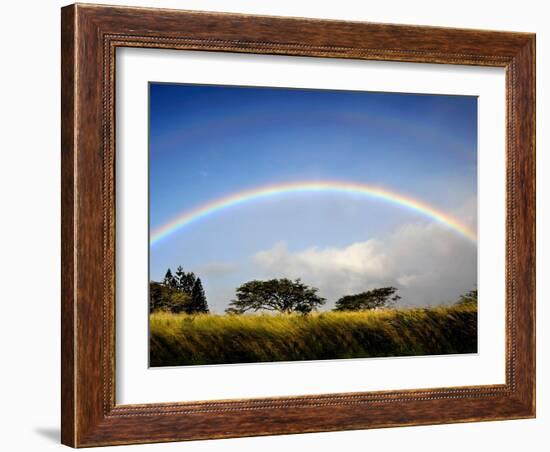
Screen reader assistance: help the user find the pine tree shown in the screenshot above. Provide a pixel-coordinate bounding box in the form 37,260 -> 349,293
174,265 -> 186,291
163,268 -> 177,289
189,278 -> 209,313
180,271 -> 196,295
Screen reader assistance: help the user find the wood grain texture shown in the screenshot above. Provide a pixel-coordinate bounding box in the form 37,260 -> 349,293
60,5 -> 76,446
61,3 -> 536,447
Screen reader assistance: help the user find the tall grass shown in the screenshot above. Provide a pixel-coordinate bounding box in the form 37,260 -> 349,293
149,306 -> 477,366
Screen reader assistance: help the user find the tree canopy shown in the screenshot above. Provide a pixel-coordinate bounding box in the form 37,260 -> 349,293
175,265 -> 196,294
455,289 -> 477,307
149,281 -> 191,313
151,266 -> 209,314
333,287 -> 400,311
189,277 -> 209,313
163,269 -> 176,289
226,278 -> 325,314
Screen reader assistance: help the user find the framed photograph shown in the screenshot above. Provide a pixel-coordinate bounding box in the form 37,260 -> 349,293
61,3 -> 535,447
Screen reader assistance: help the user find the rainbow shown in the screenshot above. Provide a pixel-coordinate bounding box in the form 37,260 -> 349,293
150,181 -> 476,246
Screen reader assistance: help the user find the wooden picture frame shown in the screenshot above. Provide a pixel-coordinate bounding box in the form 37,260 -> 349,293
61,3 -> 535,447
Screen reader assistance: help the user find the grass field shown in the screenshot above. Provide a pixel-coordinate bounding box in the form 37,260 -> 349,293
149,305 -> 477,366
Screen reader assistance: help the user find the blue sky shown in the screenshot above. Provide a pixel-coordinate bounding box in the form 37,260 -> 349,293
149,83 -> 478,312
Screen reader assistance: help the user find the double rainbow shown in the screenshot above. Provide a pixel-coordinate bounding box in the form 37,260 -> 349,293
150,181 -> 476,246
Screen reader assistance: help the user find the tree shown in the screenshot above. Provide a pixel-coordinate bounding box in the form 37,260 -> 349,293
174,265 -> 185,290
169,291 -> 192,313
153,266 -> 209,314
149,281 -> 191,313
175,266 -> 196,295
189,278 -> 209,313
455,289 -> 477,308
334,287 -> 400,311
163,268 -> 177,289
181,272 -> 197,295
226,278 -> 325,314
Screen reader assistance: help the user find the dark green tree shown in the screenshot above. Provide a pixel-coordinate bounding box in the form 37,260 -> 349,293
180,271 -> 197,295
334,287 -> 400,311
163,268 -> 177,289
226,278 -> 325,314
169,291 -> 191,313
189,278 -> 209,313
174,265 -> 186,291
455,289 -> 478,308
149,281 -> 190,313
153,266 -> 208,314
174,265 -> 197,294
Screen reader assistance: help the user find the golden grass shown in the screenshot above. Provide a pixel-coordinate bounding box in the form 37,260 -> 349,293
149,306 -> 477,366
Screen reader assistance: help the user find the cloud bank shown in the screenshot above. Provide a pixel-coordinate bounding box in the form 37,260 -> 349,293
253,222 -> 477,308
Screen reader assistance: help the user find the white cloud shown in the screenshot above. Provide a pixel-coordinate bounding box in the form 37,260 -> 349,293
252,221 -> 477,308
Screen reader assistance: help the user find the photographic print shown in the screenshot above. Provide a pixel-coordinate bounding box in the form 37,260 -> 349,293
148,83 -> 478,367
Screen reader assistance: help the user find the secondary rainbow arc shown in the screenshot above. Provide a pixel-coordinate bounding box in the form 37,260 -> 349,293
150,181 -> 476,246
